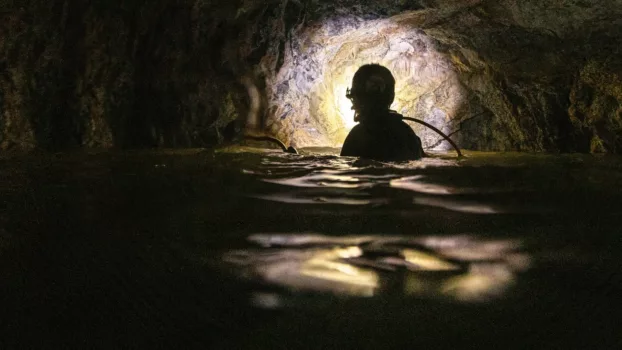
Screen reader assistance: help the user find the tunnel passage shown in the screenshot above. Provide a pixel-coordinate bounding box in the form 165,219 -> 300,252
264,15 -> 466,149
236,1 -> 622,153
1,0 -> 622,152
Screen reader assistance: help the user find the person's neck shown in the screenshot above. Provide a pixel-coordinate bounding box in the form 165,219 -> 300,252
358,108 -> 401,124
358,108 -> 387,121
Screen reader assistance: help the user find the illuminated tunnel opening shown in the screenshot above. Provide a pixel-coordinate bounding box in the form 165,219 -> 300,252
232,1 -> 619,155
260,14 -> 466,150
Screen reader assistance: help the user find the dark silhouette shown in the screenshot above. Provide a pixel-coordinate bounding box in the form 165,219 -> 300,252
244,134 -> 298,154
341,64 -> 424,161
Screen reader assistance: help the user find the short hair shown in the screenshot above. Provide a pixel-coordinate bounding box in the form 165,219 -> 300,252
350,64 -> 396,108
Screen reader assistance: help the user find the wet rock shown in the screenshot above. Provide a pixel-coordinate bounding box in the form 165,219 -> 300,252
569,60 -> 622,153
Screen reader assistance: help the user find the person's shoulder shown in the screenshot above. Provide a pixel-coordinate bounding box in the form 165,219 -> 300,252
346,123 -> 371,137
395,118 -> 416,135
344,124 -> 365,140
394,116 -> 422,143
341,124 -> 369,156
350,124 -> 364,132
386,111 -> 411,128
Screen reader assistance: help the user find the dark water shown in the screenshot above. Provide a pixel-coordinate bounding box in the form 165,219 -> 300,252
1,147 -> 621,349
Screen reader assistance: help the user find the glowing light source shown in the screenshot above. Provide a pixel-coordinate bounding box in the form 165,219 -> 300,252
335,84 -> 358,130
265,14 -> 467,148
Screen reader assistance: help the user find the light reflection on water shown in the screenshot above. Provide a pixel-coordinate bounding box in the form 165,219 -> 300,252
214,149 -> 622,314
413,196 -> 499,214
390,175 -> 459,194
250,194 -> 382,205
223,234 -> 530,306
245,153 -> 502,212
263,173 -> 366,189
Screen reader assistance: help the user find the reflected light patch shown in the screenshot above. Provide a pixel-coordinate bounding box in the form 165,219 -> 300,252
262,173 -> 363,188
390,176 -> 457,194
223,233 -> 529,302
301,259 -> 379,295
402,249 -> 461,271
226,245 -> 380,297
414,196 -> 499,214
442,265 -> 515,302
251,194 -> 379,206
438,240 -> 522,261
248,234 -> 376,247
336,246 -> 364,258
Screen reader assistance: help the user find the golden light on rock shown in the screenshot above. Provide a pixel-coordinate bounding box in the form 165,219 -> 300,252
266,15 -> 467,148
335,82 -> 357,130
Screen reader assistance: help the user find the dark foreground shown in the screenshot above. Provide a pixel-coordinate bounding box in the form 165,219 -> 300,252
1,148 -> 621,349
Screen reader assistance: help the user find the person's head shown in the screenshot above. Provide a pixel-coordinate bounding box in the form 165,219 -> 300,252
346,64 -> 396,119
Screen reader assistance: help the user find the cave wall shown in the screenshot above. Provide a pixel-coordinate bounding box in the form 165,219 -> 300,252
421,0 -> 622,152
0,0 -> 245,150
1,0 -> 621,152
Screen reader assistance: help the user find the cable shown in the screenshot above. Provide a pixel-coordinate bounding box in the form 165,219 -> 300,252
402,116 -> 463,157
241,116 -> 462,158
243,135 -> 298,154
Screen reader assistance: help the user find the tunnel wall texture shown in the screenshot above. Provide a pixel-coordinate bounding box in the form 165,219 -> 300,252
1,0 -> 621,152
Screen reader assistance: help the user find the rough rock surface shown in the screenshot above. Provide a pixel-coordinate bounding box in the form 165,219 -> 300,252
1,0 -> 622,152
0,0 -> 244,150
269,16 -> 465,148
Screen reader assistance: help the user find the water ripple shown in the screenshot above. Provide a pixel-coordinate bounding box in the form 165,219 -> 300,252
238,152 -> 515,212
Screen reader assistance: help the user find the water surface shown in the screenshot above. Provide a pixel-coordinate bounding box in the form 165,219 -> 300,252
0,147 -> 621,349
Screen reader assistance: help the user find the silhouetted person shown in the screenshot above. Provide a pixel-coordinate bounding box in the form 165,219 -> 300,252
341,64 -> 424,161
